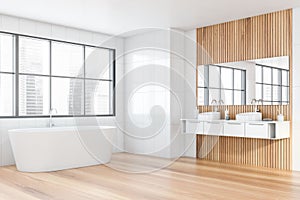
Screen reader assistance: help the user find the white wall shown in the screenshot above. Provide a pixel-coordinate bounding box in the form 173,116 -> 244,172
170,29 -> 188,158
123,28 -> 197,158
292,7 -> 300,171
183,29 -> 197,157
123,29 -> 171,157
0,14 -> 125,166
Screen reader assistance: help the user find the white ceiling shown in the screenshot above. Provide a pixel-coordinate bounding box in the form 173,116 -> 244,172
0,0 -> 299,36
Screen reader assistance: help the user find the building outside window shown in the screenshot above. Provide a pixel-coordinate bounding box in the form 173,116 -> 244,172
0,32 -> 115,117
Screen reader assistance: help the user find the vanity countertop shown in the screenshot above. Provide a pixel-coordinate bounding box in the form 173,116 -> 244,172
180,119 -> 290,124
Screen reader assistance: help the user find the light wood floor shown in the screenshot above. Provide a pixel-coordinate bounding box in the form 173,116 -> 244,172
1,153 -> 300,200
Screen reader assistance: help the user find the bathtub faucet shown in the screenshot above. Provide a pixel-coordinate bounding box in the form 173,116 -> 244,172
49,108 -> 57,128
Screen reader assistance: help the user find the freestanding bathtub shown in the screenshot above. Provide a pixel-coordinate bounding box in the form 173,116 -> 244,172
8,126 -> 115,172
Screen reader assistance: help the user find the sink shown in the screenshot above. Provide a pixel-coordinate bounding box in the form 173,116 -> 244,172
236,112 -> 262,121
198,112 -> 221,120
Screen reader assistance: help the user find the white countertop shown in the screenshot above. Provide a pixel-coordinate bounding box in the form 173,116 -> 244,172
180,119 -> 290,124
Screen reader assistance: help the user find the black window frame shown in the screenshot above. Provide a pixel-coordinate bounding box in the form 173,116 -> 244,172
255,64 -> 289,105
0,31 -> 116,118
197,64 -> 246,106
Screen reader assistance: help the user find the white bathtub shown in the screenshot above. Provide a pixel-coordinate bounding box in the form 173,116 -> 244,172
9,126 -> 115,172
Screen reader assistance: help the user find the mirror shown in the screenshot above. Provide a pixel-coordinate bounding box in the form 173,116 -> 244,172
197,56 -> 290,105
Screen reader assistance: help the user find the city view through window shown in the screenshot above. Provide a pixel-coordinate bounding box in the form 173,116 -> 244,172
0,33 -> 115,117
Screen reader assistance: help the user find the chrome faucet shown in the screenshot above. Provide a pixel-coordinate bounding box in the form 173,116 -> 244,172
49,108 -> 57,128
257,99 -> 263,105
218,99 -> 224,111
251,99 -> 258,112
211,99 -> 218,112
256,99 -> 263,112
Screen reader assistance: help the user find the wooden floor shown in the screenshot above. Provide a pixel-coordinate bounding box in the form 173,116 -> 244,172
1,153 -> 300,200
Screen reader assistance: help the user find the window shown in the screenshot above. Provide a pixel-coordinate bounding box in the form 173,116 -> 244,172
85,47 -> 111,80
85,47 -> 114,115
198,65 -> 246,105
51,42 -> 85,116
51,77 -> 84,115
0,33 -> 15,116
0,32 -> 115,117
52,42 -> 84,77
19,37 -> 50,116
19,75 -> 50,116
0,73 -> 15,116
255,65 -> 289,105
85,80 -> 113,115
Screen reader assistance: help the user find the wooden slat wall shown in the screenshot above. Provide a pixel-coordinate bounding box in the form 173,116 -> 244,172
197,9 -> 292,65
196,9 -> 293,170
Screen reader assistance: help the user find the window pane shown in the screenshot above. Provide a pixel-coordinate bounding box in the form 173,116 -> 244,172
52,77 -> 84,115
85,47 -> 112,80
255,84 -> 262,100
0,34 -> 15,72
52,42 -> 84,77
221,68 -> 233,89
19,75 -> 49,116
209,66 -> 220,88
273,86 -> 281,102
209,89 -> 220,105
19,37 -> 50,75
221,90 -> 233,105
197,66 -> 205,87
282,71 -> 288,86
197,88 -> 204,105
234,70 -> 242,90
273,69 -> 280,85
256,66 -> 262,83
263,67 -> 272,84
85,80 -> 112,115
282,87 -> 289,102
263,85 -> 272,101
234,91 -> 242,105
0,73 -> 14,116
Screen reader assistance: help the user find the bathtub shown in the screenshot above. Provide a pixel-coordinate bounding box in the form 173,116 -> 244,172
8,126 -> 115,172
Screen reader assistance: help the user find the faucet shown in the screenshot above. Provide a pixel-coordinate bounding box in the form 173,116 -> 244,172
49,108 -> 57,128
218,99 -> 224,111
211,99 -> 218,112
251,99 -> 258,112
257,99 -> 263,105
256,99 -> 263,112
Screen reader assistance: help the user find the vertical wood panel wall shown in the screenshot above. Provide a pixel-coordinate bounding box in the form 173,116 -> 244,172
196,9 -> 292,170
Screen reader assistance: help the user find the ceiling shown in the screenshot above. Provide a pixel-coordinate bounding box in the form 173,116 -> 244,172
0,0 -> 299,36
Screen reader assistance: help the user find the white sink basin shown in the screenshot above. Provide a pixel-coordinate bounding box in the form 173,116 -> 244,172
198,112 -> 221,120
236,112 -> 262,122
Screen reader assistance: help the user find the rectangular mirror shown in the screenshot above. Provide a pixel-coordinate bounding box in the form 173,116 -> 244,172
197,56 -> 290,105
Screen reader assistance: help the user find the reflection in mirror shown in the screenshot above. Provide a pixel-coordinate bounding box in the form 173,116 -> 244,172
197,56 -> 289,105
